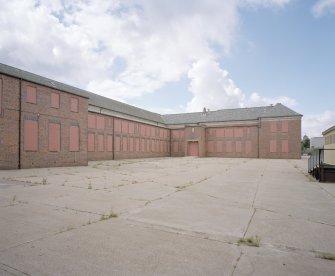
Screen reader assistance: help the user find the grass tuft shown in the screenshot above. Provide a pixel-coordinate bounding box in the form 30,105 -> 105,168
316,252 -> 335,261
100,210 -> 118,220
238,235 -> 261,247
42,178 -> 47,185
88,182 -> 92,189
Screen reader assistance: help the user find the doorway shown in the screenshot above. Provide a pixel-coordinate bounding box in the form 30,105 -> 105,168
187,141 -> 199,156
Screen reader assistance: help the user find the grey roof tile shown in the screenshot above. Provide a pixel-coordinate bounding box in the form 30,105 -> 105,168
162,104 -> 302,125
0,63 -> 302,126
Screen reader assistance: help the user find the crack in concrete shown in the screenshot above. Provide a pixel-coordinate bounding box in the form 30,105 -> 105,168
231,251 -> 243,276
0,263 -> 32,276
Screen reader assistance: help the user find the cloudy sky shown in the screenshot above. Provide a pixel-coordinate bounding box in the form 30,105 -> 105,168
1,0 -> 334,137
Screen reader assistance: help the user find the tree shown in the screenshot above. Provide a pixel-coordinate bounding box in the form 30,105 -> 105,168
302,135 -> 310,149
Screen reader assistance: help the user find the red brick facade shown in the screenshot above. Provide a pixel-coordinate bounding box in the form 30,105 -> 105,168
0,69 -> 302,169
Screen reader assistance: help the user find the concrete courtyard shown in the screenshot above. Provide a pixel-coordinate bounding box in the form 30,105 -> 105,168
0,157 -> 334,275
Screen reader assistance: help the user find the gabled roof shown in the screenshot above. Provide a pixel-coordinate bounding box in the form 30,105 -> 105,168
0,63 -> 302,126
161,103 -> 302,125
0,63 -> 164,124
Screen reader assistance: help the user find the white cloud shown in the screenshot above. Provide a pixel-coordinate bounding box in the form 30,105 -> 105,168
0,0 -> 293,108
302,111 -> 335,137
312,0 -> 335,17
186,58 -> 296,112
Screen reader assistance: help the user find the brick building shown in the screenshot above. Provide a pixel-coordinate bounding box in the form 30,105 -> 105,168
0,63 -> 302,169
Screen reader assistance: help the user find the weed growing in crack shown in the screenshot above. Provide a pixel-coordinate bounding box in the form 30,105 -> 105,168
315,252 -> 335,261
88,182 -> 92,189
42,178 -> 47,185
238,235 -> 261,247
100,210 -> 118,220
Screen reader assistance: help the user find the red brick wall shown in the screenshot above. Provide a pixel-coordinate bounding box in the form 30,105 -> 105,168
205,126 -> 259,158
20,81 -> 88,168
259,118 -> 301,159
88,112 -> 170,161
0,75 -> 20,169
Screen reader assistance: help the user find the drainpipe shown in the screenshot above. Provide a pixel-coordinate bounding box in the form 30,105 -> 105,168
112,117 -> 115,160
169,128 -> 172,157
257,118 -> 261,158
18,79 -> 22,169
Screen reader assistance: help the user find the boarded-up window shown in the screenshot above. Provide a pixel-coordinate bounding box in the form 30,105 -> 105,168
98,134 -> 104,152
129,137 -> 134,152
141,139 -> 146,152
115,136 -> 121,152
49,123 -> 60,152
270,122 -> 277,132
122,121 -> 128,133
226,141 -> 232,153
225,128 -> 233,138
135,138 -> 140,152
147,139 -> 150,152
236,141 -> 242,152
270,140 -> 277,153
88,114 -> 96,129
216,129 -> 224,138
69,125 -> 79,151
180,130 -> 184,139
122,137 -> 128,151
207,141 -> 214,153
24,120 -> 38,151
0,78 -> 2,114
97,116 -> 104,130
151,139 -> 155,152
71,98 -> 79,112
282,121 -> 288,133
88,133 -> 95,152
172,130 -> 179,139
150,127 -> 155,137
51,93 -> 60,108
281,140 -> 289,153
245,141 -> 252,154
140,125 -> 146,136
114,119 -> 121,132
27,86 -> 37,104
129,123 -> 134,134
173,141 -> 178,153
216,141 -> 223,152
234,128 -> 243,138
107,135 -> 113,152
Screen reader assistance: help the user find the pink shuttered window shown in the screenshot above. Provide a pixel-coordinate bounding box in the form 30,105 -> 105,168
141,139 -> 146,152
107,135 -> 113,152
207,141 -> 214,153
225,128 -> 233,138
88,114 -> 96,129
122,137 -> 128,152
173,141 -> 178,153
129,138 -> 134,152
129,123 -> 134,134
135,138 -> 140,152
282,121 -> 288,133
216,129 -> 224,138
51,93 -> 60,108
172,130 -> 179,139
226,141 -> 232,153
69,125 -> 79,151
71,98 -> 79,112
216,141 -> 223,152
270,122 -> 277,133
115,136 -> 121,152
114,119 -> 121,132
98,134 -> 104,152
236,141 -> 242,153
0,78 -> 2,114
281,140 -> 289,153
24,120 -> 38,151
26,86 -> 37,104
147,139 -> 150,152
234,128 -> 243,138
151,139 -> 155,152
140,125 -> 146,136
270,140 -> 277,153
245,141 -> 252,154
49,123 -> 60,152
122,120 -> 129,133
96,116 -> 104,130
88,133 -> 95,152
